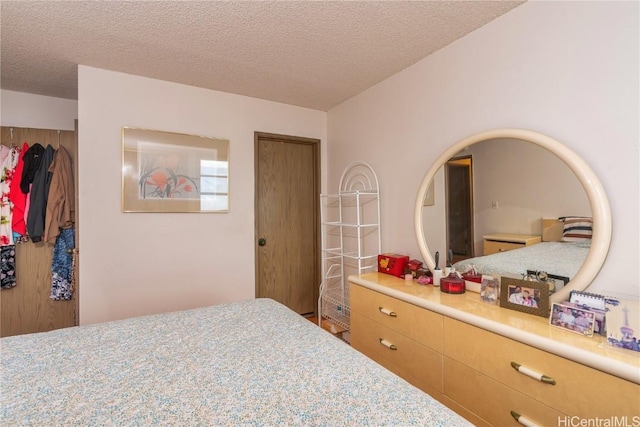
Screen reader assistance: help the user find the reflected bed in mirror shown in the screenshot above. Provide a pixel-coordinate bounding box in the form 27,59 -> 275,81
414,129 -> 611,303
453,218 -> 593,293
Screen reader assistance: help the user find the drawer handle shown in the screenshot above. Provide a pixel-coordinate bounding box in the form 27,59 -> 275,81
510,410 -> 540,427
510,362 -> 556,385
378,307 -> 397,317
379,338 -> 397,350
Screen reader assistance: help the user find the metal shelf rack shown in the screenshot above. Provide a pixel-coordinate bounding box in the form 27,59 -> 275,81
318,162 -> 381,343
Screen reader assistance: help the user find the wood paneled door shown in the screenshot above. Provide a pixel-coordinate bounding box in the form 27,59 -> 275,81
255,132 -> 320,316
0,125 -> 78,337
446,156 -> 474,261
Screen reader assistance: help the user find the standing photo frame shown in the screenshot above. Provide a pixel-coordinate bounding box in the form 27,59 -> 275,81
550,302 -> 596,337
122,127 -> 229,213
500,277 -> 550,317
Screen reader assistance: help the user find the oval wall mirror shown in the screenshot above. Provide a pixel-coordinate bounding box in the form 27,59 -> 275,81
414,129 -> 611,303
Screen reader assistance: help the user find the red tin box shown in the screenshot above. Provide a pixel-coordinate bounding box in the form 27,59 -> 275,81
378,253 -> 410,278
440,272 -> 466,294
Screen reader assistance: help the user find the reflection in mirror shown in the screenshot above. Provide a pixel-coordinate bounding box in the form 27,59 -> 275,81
414,129 -> 611,303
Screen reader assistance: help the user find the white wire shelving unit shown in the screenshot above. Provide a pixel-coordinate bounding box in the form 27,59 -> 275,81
318,162 -> 381,344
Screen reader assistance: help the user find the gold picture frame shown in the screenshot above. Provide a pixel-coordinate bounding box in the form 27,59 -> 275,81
122,127 -> 229,213
500,277 -> 550,318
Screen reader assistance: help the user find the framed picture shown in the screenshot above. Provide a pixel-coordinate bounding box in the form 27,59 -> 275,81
122,127 -> 229,213
499,277 -> 549,317
560,300 -> 606,336
549,302 -> 596,337
480,275 -> 499,305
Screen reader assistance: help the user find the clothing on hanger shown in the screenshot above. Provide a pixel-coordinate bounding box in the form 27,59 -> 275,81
26,144 -> 54,243
9,142 -> 29,240
50,228 -> 74,300
45,145 -> 74,243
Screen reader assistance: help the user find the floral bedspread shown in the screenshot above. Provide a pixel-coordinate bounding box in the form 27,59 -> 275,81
454,240 -> 590,280
1,298 -> 470,426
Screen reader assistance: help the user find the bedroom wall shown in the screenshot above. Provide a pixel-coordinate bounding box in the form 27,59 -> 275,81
78,66 -> 327,324
327,1 -> 639,298
1,90 -> 78,130
467,138 -> 590,253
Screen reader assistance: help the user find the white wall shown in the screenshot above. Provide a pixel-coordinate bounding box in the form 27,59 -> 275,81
327,1 -> 639,298
469,138 -> 590,253
424,138 -> 591,257
1,90 -> 78,130
78,66 -> 326,324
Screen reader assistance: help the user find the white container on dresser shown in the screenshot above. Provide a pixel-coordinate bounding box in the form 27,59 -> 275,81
350,273 -> 640,427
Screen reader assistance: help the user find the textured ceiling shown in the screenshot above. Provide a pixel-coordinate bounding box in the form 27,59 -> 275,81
0,1 -> 524,111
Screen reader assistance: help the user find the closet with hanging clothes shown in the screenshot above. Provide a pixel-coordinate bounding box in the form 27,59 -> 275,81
0,124 -> 78,337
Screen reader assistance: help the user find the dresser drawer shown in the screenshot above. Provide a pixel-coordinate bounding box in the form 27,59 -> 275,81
444,318 -> 640,418
351,311 -> 443,393
483,240 -> 523,255
351,283 -> 443,352
444,357 -> 564,426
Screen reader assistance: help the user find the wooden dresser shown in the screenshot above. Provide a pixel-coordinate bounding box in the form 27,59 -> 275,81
483,233 -> 541,255
350,273 -> 640,427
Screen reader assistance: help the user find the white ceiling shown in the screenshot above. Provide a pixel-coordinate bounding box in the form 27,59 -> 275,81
1,1 -> 524,111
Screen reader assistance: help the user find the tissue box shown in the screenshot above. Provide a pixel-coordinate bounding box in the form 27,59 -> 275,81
378,253 -> 410,278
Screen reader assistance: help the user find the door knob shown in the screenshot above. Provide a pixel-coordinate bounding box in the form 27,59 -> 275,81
258,238 -> 266,246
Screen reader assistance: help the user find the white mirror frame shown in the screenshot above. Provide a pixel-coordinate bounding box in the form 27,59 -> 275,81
414,128 -> 612,303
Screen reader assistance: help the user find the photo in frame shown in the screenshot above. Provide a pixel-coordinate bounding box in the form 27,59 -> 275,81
122,127 -> 229,213
549,302 -> 596,337
559,300 -> 606,336
499,277 -> 549,317
480,275 -> 499,305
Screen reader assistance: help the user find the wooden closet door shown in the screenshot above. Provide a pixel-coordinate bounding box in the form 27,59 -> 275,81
0,126 -> 78,337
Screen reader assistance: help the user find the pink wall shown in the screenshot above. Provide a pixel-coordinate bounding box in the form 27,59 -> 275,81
327,1 -> 639,298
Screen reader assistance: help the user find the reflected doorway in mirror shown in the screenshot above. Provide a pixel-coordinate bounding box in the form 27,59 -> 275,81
423,179 -> 434,206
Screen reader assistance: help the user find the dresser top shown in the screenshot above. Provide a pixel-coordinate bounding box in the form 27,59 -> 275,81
350,272 -> 640,384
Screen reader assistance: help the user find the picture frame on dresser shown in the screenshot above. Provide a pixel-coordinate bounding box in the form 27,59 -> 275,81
550,302 -> 596,337
500,277 -> 549,317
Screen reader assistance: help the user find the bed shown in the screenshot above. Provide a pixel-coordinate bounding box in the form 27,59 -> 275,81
0,298 -> 470,426
454,218 -> 592,284
454,240 -> 590,281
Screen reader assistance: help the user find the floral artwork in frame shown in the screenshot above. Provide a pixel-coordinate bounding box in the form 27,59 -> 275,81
122,127 -> 229,213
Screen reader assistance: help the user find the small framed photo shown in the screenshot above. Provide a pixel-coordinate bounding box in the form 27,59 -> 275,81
550,302 -> 596,337
500,277 -> 549,317
480,275 -> 499,305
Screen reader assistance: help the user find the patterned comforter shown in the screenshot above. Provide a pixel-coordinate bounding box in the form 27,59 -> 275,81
454,240 -> 590,280
1,298 -> 470,426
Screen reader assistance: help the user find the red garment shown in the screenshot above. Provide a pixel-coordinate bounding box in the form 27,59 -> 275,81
9,142 -> 29,236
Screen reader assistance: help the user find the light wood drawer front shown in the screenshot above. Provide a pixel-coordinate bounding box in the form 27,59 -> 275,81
444,357 -> 564,427
353,337 -> 443,400
351,311 -> 443,393
444,318 -> 640,418
483,240 -> 522,255
351,284 -> 443,352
